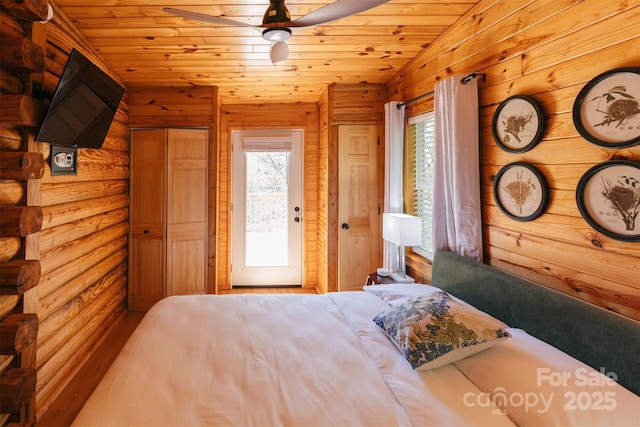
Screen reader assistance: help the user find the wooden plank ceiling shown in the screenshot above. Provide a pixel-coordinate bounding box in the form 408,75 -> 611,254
53,0 -> 480,104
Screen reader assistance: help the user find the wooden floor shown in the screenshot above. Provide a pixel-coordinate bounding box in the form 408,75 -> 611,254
37,311 -> 144,426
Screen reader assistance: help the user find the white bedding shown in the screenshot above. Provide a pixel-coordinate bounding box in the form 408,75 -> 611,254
73,292 -> 513,426
73,290 -> 640,426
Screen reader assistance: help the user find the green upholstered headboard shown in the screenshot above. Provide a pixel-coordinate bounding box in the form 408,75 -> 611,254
432,250 -> 640,396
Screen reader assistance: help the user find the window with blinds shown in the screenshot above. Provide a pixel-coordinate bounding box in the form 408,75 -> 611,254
408,112 -> 435,260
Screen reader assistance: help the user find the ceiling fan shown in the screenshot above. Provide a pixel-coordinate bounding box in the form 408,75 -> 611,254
164,0 -> 391,64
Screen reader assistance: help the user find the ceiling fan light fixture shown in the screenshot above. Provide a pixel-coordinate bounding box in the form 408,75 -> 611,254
262,27 -> 292,42
269,41 -> 289,64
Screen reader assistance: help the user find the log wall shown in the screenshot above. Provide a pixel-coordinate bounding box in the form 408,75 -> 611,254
387,0 -> 640,320
217,103 -> 320,292
1,0 -> 131,418
1,1 -> 47,424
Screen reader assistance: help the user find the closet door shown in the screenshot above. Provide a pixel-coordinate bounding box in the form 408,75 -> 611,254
166,128 -> 208,295
129,128 -> 208,311
129,129 -> 166,312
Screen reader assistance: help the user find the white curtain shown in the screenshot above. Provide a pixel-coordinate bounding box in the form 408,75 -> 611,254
433,75 -> 483,261
383,101 -> 405,270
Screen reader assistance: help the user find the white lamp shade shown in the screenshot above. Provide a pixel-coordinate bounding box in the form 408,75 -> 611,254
383,213 -> 422,247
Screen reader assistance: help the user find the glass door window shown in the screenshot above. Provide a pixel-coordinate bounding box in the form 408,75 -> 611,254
231,130 -> 303,286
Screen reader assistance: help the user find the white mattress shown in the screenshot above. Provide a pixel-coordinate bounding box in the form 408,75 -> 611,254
72,292 -> 514,426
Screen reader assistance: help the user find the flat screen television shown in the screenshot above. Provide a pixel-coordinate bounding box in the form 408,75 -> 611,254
35,48 -> 124,149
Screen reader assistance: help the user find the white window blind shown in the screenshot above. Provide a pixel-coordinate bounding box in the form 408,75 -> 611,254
408,112 -> 435,260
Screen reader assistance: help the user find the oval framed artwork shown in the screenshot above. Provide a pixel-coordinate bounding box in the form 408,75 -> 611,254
491,95 -> 546,153
576,160 -> 640,241
493,162 -> 550,222
572,67 -> 640,148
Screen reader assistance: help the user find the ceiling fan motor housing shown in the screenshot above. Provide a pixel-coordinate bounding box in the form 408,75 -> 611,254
263,0 -> 291,25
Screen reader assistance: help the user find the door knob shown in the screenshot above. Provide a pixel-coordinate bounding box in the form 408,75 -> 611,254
341,223 -> 349,230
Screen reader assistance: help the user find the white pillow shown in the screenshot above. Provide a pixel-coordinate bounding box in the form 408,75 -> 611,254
454,328 -> 640,426
363,283 -> 444,304
373,291 -> 511,370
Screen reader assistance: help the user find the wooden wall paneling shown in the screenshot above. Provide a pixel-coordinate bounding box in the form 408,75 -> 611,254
39,194 -> 128,231
46,2 -> 124,87
316,89 -> 330,294
406,252 -> 432,285
386,0 -> 640,320
39,238 -> 128,321
38,237 -> 127,304
218,103 -> 319,291
39,152 -> 128,185
40,180 -> 128,207
129,86 -> 217,128
487,244 -> 640,320
11,3 -> 132,416
35,292 -> 126,416
390,0 -> 586,98
36,263 -> 127,370
323,83 -> 385,293
209,91 -> 220,294
326,123 -> 340,293
38,222 -> 128,291
129,86 -> 218,295
39,207 -> 128,254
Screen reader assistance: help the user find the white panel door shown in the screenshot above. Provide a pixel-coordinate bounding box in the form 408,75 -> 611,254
338,125 -> 381,291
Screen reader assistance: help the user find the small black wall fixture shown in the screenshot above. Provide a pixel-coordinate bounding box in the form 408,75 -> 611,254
50,145 -> 78,176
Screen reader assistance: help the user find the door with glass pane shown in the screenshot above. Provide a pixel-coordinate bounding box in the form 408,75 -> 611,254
231,130 -> 303,286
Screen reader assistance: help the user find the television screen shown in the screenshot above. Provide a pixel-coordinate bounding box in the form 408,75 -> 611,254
35,48 -> 124,149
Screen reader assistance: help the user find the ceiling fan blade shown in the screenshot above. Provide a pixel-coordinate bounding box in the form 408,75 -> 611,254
288,0 -> 390,28
269,41 -> 289,64
163,7 -> 258,29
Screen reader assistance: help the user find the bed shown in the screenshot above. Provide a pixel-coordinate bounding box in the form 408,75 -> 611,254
72,251 -> 640,426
